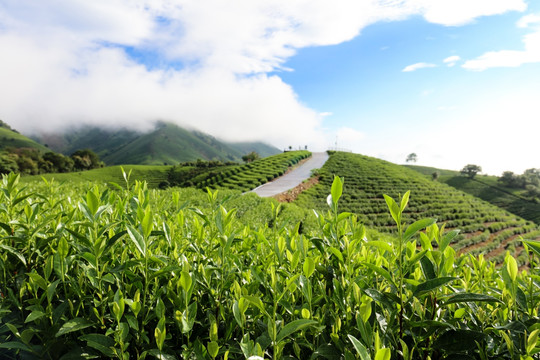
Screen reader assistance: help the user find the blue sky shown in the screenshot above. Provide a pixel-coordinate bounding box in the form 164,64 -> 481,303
0,0 -> 539,174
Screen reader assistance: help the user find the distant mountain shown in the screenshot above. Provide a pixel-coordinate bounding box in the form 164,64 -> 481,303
225,142 -> 283,158
0,120 -> 50,152
32,122 -> 281,165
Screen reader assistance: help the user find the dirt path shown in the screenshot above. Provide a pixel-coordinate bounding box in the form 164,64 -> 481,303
251,152 -> 329,197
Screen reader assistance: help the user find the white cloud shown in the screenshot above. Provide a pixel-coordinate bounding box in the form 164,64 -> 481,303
517,13 -> 540,28
402,62 -> 437,72
462,31 -> 540,70
334,127 -> 365,151
0,0 -> 529,148
463,13 -> 540,71
443,55 -> 461,67
409,0 -> 526,26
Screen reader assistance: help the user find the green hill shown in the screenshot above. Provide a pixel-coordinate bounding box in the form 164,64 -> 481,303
225,141 -> 283,158
21,151 -> 311,192
295,151 -> 540,264
406,164 -> 540,225
0,121 -> 49,152
32,122 -> 280,165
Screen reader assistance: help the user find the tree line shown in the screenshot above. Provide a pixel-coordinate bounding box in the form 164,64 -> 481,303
0,148 -> 103,175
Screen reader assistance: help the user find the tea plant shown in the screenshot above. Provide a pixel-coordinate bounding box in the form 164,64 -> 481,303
0,173 -> 539,359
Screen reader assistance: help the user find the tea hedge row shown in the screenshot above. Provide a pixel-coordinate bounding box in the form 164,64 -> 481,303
295,152 -> 540,263
167,151 -> 310,192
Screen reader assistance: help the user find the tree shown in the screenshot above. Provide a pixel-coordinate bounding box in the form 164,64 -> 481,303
0,152 -> 19,174
71,149 -> 102,171
432,171 -> 439,181
523,168 -> 540,187
499,171 -> 519,187
406,153 -> 417,163
242,151 -> 259,163
43,152 -> 73,173
461,164 -> 482,179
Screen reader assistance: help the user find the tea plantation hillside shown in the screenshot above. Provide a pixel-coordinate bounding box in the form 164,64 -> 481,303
406,165 -> 540,225
296,152 -> 540,264
167,150 -> 311,191
20,151 -> 311,193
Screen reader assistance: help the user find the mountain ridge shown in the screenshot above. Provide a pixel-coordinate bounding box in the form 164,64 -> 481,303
31,121 -> 281,165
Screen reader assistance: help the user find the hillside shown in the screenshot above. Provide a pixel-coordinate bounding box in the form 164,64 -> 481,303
407,164 -> 540,225
32,122 -> 280,165
295,151 -> 540,264
21,151 -> 311,193
0,121 -> 49,152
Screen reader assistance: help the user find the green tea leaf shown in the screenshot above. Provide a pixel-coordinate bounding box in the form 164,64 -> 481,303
400,191 -> 410,212
523,239 -> 540,257
444,292 -> 503,305
0,244 -> 26,265
207,341 -> 220,359
79,334 -> 115,357
56,318 -> 93,337
375,348 -> 391,360
126,225 -> 146,257
142,207 -> 153,239
383,194 -> 400,226
420,256 -> 436,280
303,257 -> 315,278
330,176 -> 343,206
328,246 -> 344,263
276,319 -> 318,342
26,272 -> 47,291
362,263 -> 397,291
413,277 -> 457,297
25,311 -> 46,323
348,335 -> 370,360
86,190 -> 99,217
440,229 -> 460,252
179,271 -> 192,292
404,218 -> 436,242
57,237 -> 69,258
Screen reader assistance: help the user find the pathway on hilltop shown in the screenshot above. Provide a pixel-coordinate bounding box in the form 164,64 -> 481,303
251,152 -> 329,197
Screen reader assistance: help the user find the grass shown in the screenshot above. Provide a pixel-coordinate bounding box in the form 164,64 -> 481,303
21,165 -> 172,188
0,127 -> 49,152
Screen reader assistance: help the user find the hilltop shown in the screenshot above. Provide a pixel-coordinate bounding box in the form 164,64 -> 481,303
32,122 -> 280,165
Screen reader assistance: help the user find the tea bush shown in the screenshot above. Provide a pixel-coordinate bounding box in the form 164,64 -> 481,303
1,173 -> 539,359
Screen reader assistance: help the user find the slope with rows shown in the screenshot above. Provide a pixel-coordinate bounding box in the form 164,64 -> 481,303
168,150 -> 311,191
295,151 -> 540,264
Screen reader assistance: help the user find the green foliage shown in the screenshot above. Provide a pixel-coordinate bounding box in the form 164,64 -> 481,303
242,151 -> 260,163
1,173 -> 539,359
461,164 -> 482,179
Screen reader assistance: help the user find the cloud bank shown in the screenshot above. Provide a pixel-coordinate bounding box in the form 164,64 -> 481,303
0,0 -> 528,149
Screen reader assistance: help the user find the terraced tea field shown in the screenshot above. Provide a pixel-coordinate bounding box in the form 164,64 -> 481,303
168,150 -> 311,191
406,165 -> 540,225
296,152 -> 540,264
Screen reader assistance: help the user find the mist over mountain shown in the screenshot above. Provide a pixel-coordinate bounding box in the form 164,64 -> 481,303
32,121 -> 280,165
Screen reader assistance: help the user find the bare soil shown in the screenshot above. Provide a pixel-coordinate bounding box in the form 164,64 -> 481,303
273,176 -> 320,203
